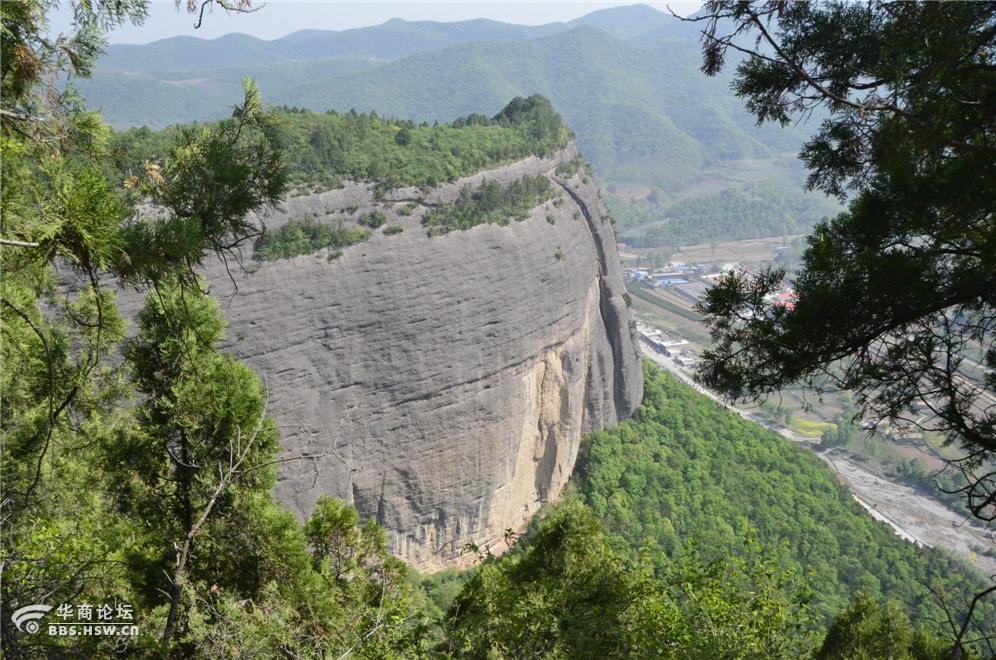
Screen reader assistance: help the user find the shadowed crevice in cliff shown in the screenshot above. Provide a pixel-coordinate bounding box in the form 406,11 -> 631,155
552,174 -> 639,421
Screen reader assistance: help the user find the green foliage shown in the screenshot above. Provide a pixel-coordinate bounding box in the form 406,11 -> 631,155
573,361 -> 994,634
619,182 -> 840,247
3,59 -> 289,660
358,210 -> 387,228
299,496 -> 429,657
491,94 -> 572,151
143,496 -> 428,658
110,95 -> 571,195
121,78 -> 288,282
1,0 -> 147,108
696,1 -> 996,526
112,282 -> 284,642
445,500 -> 821,658
445,500 -> 639,658
422,174 -> 555,236
1,77 -> 286,287
383,223 -> 404,236
416,568 -> 474,616
555,155 -> 591,178
306,496 -> 367,576
627,537 -> 820,659
254,216 -> 370,260
816,591 -> 952,660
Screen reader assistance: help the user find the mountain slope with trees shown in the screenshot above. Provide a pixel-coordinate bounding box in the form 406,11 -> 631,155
74,5 -> 841,247
438,363 -> 993,657
573,363 -> 994,631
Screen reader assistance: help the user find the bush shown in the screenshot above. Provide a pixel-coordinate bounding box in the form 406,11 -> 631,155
359,210 -> 387,229
422,175 -> 555,236
255,217 -> 369,260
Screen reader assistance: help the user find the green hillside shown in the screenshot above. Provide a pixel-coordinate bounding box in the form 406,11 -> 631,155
106,95 -> 571,195
572,362 -> 993,627
75,5 -> 840,246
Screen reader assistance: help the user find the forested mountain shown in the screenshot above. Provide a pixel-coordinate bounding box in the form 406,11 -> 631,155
75,4 -> 840,246
574,363 -> 993,627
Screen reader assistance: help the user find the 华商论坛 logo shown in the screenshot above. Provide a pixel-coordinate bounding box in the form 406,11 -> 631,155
11,604 -> 53,634
11,601 -> 138,637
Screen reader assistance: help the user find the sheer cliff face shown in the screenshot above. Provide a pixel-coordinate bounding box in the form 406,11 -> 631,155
207,144 -> 642,570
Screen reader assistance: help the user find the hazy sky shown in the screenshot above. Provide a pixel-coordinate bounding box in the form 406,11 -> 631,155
51,1 -> 703,45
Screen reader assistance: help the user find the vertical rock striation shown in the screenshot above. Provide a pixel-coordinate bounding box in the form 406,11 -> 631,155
206,143 -> 642,570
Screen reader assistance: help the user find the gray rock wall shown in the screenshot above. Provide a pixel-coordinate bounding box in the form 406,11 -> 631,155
205,144 -> 643,570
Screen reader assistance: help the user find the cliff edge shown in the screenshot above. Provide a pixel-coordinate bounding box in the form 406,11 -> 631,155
205,143 -> 642,570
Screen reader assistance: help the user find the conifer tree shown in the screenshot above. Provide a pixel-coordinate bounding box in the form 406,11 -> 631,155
694,1 -> 996,515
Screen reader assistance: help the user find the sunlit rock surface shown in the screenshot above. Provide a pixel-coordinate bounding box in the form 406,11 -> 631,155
207,144 -> 643,570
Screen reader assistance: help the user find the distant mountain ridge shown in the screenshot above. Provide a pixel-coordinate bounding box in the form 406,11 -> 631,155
82,4 -> 838,245
99,5 -> 690,73
98,17 -> 563,73
84,6 -> 704,127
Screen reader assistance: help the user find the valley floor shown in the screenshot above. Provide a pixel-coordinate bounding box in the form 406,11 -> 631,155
640,343 -> 996,577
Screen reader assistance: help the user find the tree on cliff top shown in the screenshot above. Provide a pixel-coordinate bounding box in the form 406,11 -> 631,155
694,2 -> 995,506
492,94 -> 573,155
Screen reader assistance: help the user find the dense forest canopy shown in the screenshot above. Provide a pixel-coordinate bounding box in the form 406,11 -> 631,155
441,363 -> 993,658
575,363 -> 995,634
108,95 -> 571,194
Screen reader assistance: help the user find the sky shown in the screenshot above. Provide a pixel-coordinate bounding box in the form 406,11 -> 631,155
50,1 -> 703,45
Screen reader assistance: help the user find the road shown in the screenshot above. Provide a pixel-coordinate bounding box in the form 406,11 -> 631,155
639,342 -> 996,576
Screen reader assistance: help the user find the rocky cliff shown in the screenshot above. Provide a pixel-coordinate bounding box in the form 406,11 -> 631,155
204,143 -> 642,570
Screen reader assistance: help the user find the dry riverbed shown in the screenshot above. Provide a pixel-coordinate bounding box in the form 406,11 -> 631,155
821,450 -> 996,575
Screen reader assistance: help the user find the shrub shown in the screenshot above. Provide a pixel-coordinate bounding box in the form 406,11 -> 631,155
422,175 -> 555,236
359,210 -> 387,229
255,217 -> 369,260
